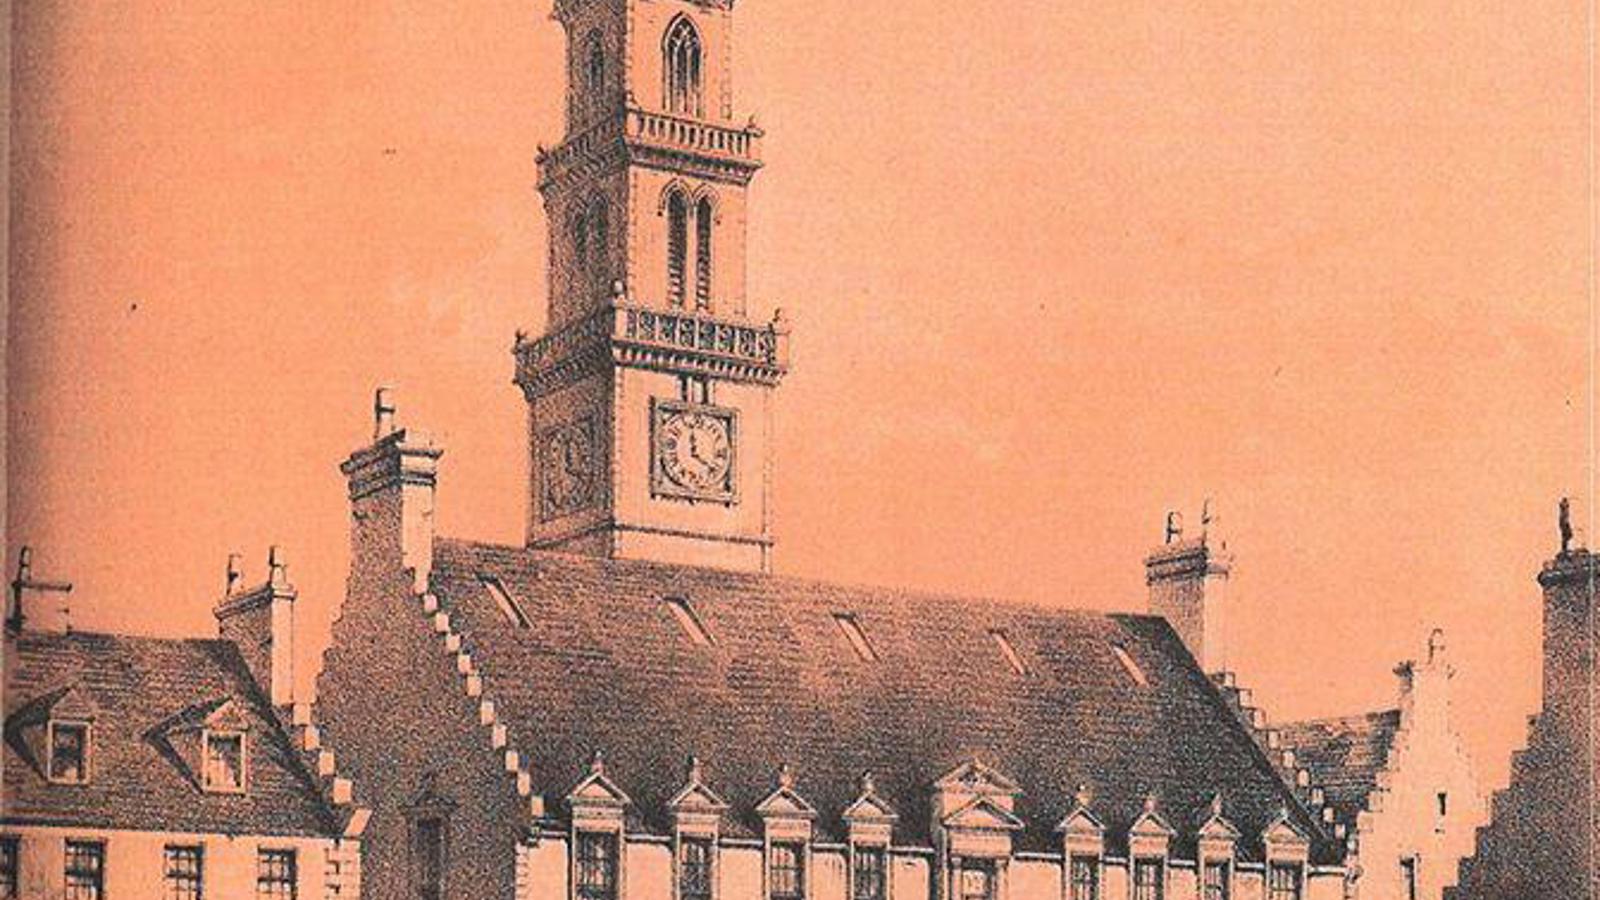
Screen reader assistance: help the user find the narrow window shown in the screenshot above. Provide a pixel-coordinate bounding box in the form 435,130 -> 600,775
1132,859 -> 1163,900
164,845 -> 204,900
576,833 -> 618,900
64,841 -> 104,900
1068,856 -> 1098,900
1400,858 -> 1418,900
769,843 -> 804,900
958,859 -> 996,900
479,573 -> 530,629
679,374 -> 710,404
1435,792 -> 1448,831
667,191 -> 688,306
833,613 -> 880,662
679,837 -> 713,900
1267,864 -> 1301,900
1111,645 -> 1149,687
203,731 -> 246,793
415,817 -> 446,900
852,847 -> 886,900
988,629 -> 1027,675
49,721 -> 90,784
694,197 -> 713,310
664,17 -> 703,116
665,597 -> 714,647
0,836 -> 19,900
584,31 -> 605,96
573,212 -> 590,273
1202,860 -> 1228,900
257,849 -> 297,900
591,202 -> 610,290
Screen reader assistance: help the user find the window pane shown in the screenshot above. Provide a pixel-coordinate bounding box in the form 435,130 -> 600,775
1069,857 -> 1098,900
959,860 -> 995,900
0,836 -> 18,900
64,841 -> 104,900
52,723 -> 88,783
165,845 -> 204,900
769,843 -> 804,900
204,734 -> 244,791
853,847 -> 886,900
680,838 -> 713,900
257,849 -> 297,900
1202,861 -> 1228,900
1268,864 -> 1301,900
1133,859 -> 1163,900
577,833 -> 617,900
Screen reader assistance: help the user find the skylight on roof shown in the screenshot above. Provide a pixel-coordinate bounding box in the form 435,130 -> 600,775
833,613 -> 879,662
989,629 -> 1027,676
665,597 -> 714,647
478,573 -> 530,629
1111,644 -> 1149,687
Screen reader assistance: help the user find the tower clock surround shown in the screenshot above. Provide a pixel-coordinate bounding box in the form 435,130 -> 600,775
514,0 -> 787,573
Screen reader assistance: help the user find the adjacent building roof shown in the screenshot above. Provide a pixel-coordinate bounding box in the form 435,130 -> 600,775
1276,710 -> 1402,831
430,538 -> 1337,860
3,630 -> 339,837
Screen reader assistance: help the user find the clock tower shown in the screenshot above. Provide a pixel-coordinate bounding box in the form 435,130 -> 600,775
514,0 -> 788,572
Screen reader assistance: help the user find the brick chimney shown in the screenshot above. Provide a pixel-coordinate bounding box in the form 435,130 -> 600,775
1536,498 -> 1596,760
215,547 -> 297,707
1145,506 -> 1232,674
339,388 -> 443,594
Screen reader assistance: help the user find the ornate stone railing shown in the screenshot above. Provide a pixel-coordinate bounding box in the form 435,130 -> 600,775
624,108 -> 762,162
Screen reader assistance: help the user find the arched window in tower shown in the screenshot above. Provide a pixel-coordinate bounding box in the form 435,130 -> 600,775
584,30 -> 605,99
666,190 -> 688,307
572,209 -> 589,275
663,16 -> 703,117
694,197 -> 713,309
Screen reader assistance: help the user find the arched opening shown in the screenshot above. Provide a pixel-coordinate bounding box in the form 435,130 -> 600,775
666,191 -> 688,307
663,16 -> 703,117
590,200 -> 610,291
694,196 -> 713,310
572,210 -> 589,275
583,30 -> 605,98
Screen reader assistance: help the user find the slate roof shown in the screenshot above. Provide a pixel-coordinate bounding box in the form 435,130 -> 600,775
3,630 -> 339,837
1276,710 -> 1402,831
430,539 -> 1336,861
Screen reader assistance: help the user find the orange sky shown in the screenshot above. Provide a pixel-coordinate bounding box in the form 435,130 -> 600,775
8,1 -> 1593,793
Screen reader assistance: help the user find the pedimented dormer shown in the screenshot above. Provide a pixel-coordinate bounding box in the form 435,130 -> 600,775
1128,794 -> 1178,861
1195,793 -> 1241,860
4,683 -> 100,785
668,756 -> 729,837
567,751 -> 631,829
931,758 -> 1020,822
1261,808 -> 1311,865
148,696 -> 255,794
1054,785 -> 1106,859
842,771 -> 899,846
755,764 -> 817,843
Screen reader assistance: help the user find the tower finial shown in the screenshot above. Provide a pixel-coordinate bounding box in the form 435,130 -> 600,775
1074,782 -> 1093,809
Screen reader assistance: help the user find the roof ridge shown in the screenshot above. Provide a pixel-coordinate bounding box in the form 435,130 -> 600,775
1279,708 -> 1403,731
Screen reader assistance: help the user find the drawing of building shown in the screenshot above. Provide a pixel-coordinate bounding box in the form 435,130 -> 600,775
1,549 -> 367,898
1145,532 -> 1486,900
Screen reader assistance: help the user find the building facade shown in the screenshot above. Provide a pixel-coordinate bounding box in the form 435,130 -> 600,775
1144,526 -> 1485,900
1,550 -> 367,899
1446,516 -> 1598,899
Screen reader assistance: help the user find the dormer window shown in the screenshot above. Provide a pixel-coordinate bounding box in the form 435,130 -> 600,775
576,832 -> 618,900
48,720 -> 89,784
1132,859 -> 1163,900
768,843 -> 804,900
1267,864 -> 1302,900
202,730 -> 246,793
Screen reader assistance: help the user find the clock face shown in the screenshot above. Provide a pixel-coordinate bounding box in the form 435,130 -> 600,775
541,419 -> 596,518
653,402 -> 737,501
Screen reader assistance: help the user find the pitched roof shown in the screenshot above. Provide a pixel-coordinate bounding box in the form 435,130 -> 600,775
428,539 -> 1336,860
1276,709 -> 1402,830
3,630 -> 338,837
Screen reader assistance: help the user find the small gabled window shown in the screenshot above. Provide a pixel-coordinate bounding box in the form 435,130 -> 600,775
479,574 -> 530,629
833,613 -> 879,662
202,730 -> 246,793
988,629 -> 1027,675
665,597 -> 714,647
1111,644 -> 1149,687
48,721 -> 90,784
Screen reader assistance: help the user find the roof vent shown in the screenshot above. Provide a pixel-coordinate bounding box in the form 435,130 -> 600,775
1111,644 -> 1149,687
478,573 -> 530,629
833,613 -> 880,662
988,629 -> 1028,676
665,597 -> 714,647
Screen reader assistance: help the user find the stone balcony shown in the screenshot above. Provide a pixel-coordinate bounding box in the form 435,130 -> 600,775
537,106 -> 764,190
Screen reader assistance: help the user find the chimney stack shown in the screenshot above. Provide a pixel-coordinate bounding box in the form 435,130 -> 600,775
214,546 -> 297,707
339,387 -> 443,594
1145,503 -> 1232,675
